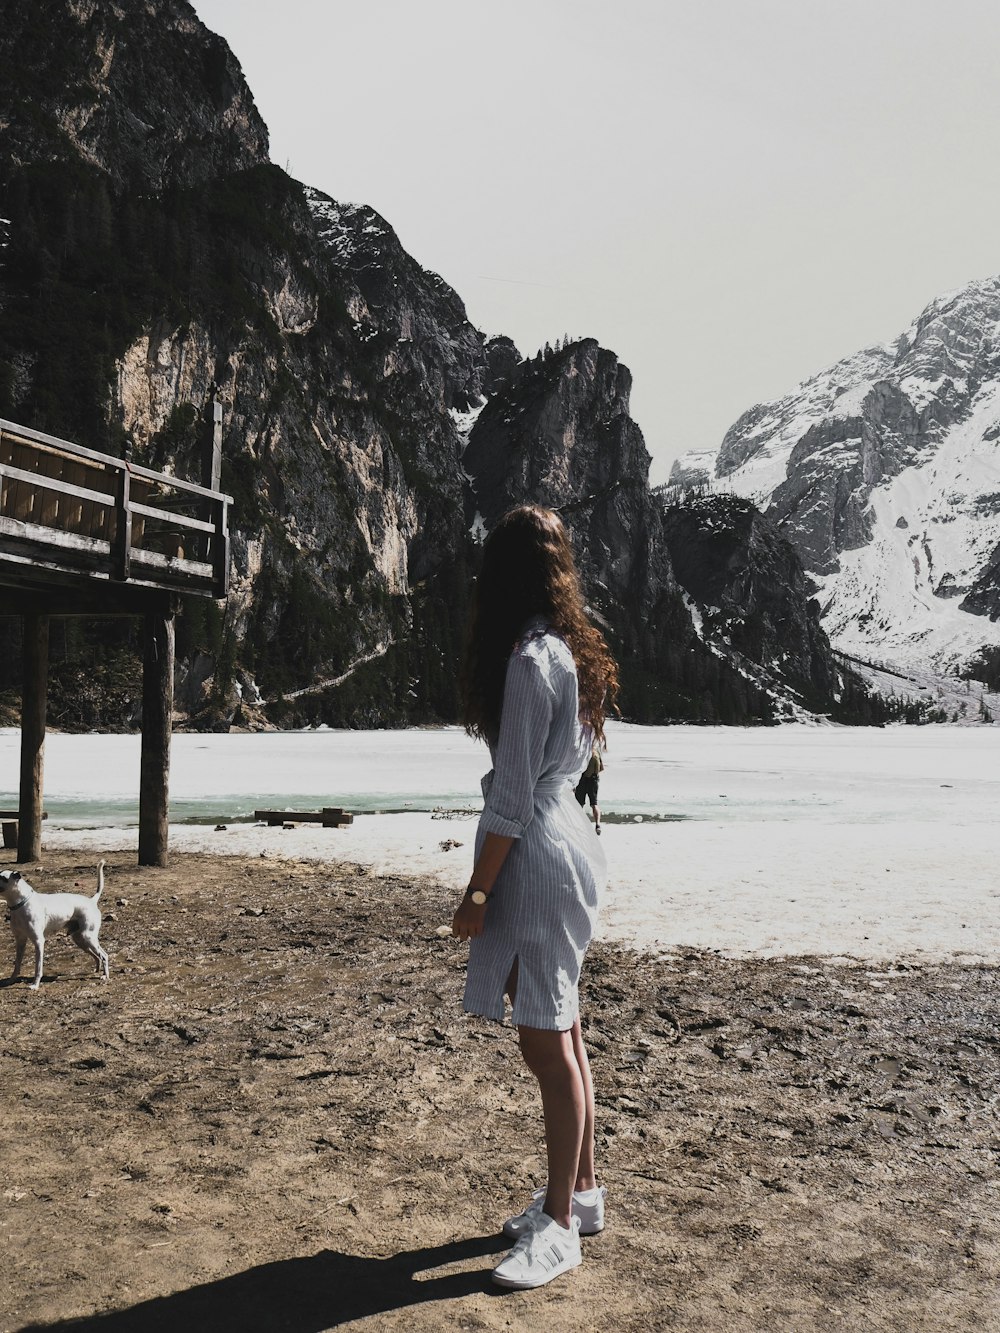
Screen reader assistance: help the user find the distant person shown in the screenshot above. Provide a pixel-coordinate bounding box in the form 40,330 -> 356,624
453,504 -> 619,1290
574,743 -> 603,834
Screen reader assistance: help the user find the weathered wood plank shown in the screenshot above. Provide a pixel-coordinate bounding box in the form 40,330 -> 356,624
0,514 -> 111,555
0,418 -> 124,470
126,461 -> 232,500
129,548 -> 213,576
7,441 -> 38,523
0,544 -> 217,605
61,458 -> 89,533
0,516 -> 210,572
38,455 -> 62,526
0,460 -> 115,507
254,808 -> 353,827
129,502 -> 216,534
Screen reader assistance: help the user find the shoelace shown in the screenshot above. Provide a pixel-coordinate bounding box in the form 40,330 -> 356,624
508,1213 -> 571,1271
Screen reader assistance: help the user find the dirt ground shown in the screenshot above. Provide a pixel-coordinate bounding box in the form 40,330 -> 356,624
0,849 -> 998,1333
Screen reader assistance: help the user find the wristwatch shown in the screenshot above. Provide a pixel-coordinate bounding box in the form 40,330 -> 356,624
465,886 -> 489,906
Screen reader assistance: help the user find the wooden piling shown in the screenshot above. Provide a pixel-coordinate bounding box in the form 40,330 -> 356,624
138,611 -> 175,867
18,612 -> 49,863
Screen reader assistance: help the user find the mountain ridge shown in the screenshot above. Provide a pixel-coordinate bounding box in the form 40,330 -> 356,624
672,275 -> 1000,678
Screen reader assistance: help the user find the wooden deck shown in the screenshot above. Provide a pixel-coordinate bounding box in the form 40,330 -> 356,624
0,417 -> 230,600
1,407 -> 232,866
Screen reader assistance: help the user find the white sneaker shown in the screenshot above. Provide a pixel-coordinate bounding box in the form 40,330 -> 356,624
492,1211 -> 582,1290
503,1185 -> 606,1239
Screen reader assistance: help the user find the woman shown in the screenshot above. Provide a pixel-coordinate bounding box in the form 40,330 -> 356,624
452,504 -> 619,1291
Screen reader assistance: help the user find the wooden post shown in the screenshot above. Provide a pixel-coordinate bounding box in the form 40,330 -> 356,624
138,611 -> 174,867
212,495 -> 230,595
202,397 -> 223,493
18,612 -> 48,863
112,463 -> 132,580
202,397 -> 226,586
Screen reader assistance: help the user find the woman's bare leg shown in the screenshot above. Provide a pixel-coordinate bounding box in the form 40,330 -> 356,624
569,1017 -> 597,1190
517,1025 -> 586,1229
505,958 -> 519,1003
508,965 -> 599,1215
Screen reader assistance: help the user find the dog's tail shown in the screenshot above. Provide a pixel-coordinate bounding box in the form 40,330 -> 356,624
94,860 -> 105,902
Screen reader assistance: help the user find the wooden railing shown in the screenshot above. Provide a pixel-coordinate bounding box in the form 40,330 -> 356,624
0,417 -> 230,598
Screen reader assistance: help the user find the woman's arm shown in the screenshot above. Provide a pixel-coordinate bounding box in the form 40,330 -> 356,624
451,831 -> 514,940
453,645 -> 554,941
479,650 -> 555,837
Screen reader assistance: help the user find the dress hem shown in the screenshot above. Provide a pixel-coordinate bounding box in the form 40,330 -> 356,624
462,998 -> 579,1034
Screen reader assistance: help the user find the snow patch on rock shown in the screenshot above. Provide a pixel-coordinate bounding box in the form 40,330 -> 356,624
671,274 -> 1000,677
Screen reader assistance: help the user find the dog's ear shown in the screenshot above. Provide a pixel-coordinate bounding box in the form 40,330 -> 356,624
8,871 -> 21,883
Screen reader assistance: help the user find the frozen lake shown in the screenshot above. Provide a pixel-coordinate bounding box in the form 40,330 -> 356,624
2,723 -> 997,963
3,720 -> 997,825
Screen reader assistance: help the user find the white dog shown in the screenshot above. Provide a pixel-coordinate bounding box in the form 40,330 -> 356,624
0,862 -> 110,990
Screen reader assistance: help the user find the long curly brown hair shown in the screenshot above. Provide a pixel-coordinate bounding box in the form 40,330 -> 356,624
460,505 -> 620,745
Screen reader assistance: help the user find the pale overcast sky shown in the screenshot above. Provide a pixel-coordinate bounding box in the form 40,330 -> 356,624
192,0 -> 1000,484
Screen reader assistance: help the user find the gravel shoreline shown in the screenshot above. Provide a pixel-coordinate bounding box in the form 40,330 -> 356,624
1,850 -> 998,1331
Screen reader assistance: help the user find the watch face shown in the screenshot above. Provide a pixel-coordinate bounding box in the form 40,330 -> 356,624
471,890 -> 487,905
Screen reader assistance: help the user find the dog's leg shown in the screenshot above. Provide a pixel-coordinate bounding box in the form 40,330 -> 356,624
82,933 -> 108,975
11,936 -> 25,979
29,934 -> 44,990
71,929 -> 110,981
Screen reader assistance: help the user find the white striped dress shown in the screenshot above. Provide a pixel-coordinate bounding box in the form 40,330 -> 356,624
463,620 -> 606,1032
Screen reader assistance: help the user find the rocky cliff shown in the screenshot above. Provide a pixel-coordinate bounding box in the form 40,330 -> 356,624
672,279 -> 1000,677
2,0 -> 270,191
659,493 -> 883,720
0,0 -> 871,728
463,341 -> 781,722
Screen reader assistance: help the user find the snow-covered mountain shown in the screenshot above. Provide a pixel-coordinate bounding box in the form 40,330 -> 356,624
671,276 -> 1000,675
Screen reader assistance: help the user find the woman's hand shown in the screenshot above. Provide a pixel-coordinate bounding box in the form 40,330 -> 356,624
453,833 -> 511,941
452,895 -> 488,941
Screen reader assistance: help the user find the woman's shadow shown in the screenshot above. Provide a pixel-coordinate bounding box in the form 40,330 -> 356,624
20,1233 -> 511,1332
